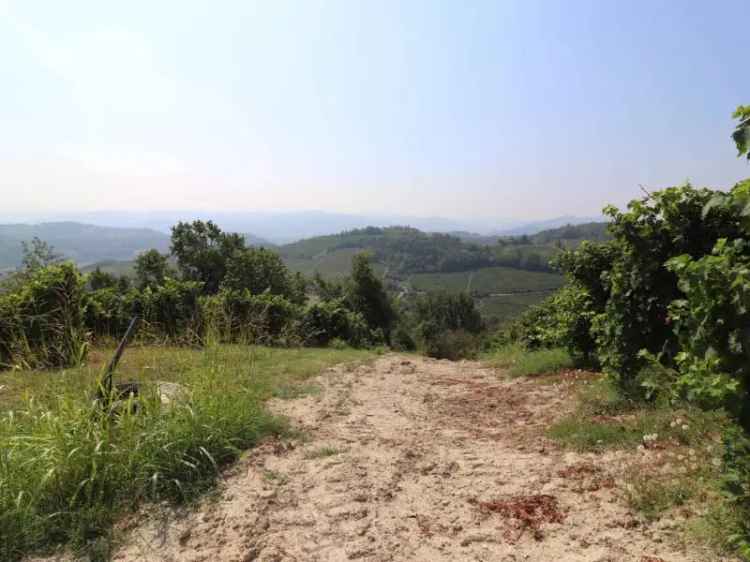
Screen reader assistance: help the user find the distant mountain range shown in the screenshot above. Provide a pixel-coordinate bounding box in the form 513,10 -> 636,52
0,222 -> 274,270
3,211 -> 604,244
0,222 -> 170,270
0,214 -> 606,270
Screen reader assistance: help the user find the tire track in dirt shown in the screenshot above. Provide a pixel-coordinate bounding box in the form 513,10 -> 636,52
107,355 -> 731,562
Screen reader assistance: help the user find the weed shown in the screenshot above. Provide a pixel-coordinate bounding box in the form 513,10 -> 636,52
305,446 -> 342,459
485,344 -> 573,377
262,470 -> 289,485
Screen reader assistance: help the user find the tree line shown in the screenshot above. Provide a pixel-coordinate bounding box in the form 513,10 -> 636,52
0,220 -> 486,370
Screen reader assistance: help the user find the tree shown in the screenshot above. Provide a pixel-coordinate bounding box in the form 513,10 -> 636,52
222,247 -> 294,298
21,237 -> 62,272
89,266 -> 118,290
346,253 -> 395,343
733,105 -> 750,161
135,249 -> 170,289
170,220 -> 245,294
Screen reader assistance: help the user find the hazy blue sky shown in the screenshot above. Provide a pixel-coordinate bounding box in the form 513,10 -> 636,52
1,0 -> 748,221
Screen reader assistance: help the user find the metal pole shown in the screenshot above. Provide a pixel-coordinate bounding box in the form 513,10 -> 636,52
102,316 -> 139,396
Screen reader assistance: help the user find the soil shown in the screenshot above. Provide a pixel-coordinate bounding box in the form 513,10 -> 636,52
49,355 -> 738,561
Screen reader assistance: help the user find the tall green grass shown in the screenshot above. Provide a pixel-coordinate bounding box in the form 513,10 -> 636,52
485,344 -> 573,377
0,344 -> 373,561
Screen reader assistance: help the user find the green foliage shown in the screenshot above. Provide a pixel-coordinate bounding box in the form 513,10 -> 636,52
421,329 -> 480,360
83,278 -> 204,343
201,290 -> 299,345
0,263 -> 87,370
530,222 -> 611,245
733,105 -> 750,161
134,249 -> 170,289
415,292 -> 483,359
346,253 -> 395,343
281,226 -> 497,275
390,324 -> 417,352
507,284 -> 597,366
298,298 -> 372,348
596,186 -> 743,392
667,238 -> 750,422
170,220 -> 245,294
722,425 -> 750,557
222,247 -> 299,301
484,344 -> 573,376
20,237 -> 62,273
87,267 -> 118,291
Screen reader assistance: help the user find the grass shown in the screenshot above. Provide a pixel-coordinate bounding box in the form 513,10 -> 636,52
0,344 -> 374,561
476,291 -> 554,325
484,344 -> 573,377
305,446 -> 342,459
548,376 -> 747,557
408,266 -> 563,295
284,248 -> 386,279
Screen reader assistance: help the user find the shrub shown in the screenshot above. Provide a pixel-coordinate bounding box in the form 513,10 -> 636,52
667,237 -> 750,425
722,425 -> 750,557
200,289 -> 299,345
83,278 -> 204,344
415,292 -> 483,360
390,324 -> 417,352
0,263 -> 87,370
423,329 -> 479,360
506,284 -> 597,367
297,298 -> 374,348
222,247 -> 300,302
594,185 -> 743,393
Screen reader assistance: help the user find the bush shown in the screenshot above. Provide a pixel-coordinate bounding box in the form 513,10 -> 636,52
505,284 -> 597,367
423,329 -> 479,360
414,292 -> 483,360
722,425 -> 750,558
83,278 -> 204,344
390,324 -> 417,352
665,237 -> 750,426
200,289 -> 300,345
595,185 -> 743,393
0,263 -> 87,370
297,298 -> 374,348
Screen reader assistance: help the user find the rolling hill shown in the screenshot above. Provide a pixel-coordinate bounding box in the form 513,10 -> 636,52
0,222 -> 277,270
3,220 -> 607,325
0,222 -> 171,269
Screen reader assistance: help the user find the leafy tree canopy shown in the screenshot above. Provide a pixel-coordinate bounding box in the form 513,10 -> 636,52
170,220 -> 244,294
134,249 -> 171,289
733,105 -> 750,160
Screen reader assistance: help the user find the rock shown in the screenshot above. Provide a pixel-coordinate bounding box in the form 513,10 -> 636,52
157,381 -> 191,406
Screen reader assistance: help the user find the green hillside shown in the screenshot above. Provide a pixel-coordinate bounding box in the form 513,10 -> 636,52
279,226 -> 495,275
0,222 -> 170,269
275,224 -> 614,325
408,266 -> 563,295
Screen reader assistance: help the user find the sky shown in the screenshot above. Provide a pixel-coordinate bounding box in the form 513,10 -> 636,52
1,0 -> 748,222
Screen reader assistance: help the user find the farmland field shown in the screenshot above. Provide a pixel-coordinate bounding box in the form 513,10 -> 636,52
408,266 -> 564,295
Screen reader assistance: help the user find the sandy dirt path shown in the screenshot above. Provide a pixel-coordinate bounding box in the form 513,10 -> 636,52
109,355 -> 726,562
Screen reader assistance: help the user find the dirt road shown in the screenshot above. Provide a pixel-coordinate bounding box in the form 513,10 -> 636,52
111,355 -> 722,562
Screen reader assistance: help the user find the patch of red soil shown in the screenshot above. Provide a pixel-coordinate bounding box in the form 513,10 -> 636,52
474,494 -> 565,543
557,462 -> 616,493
